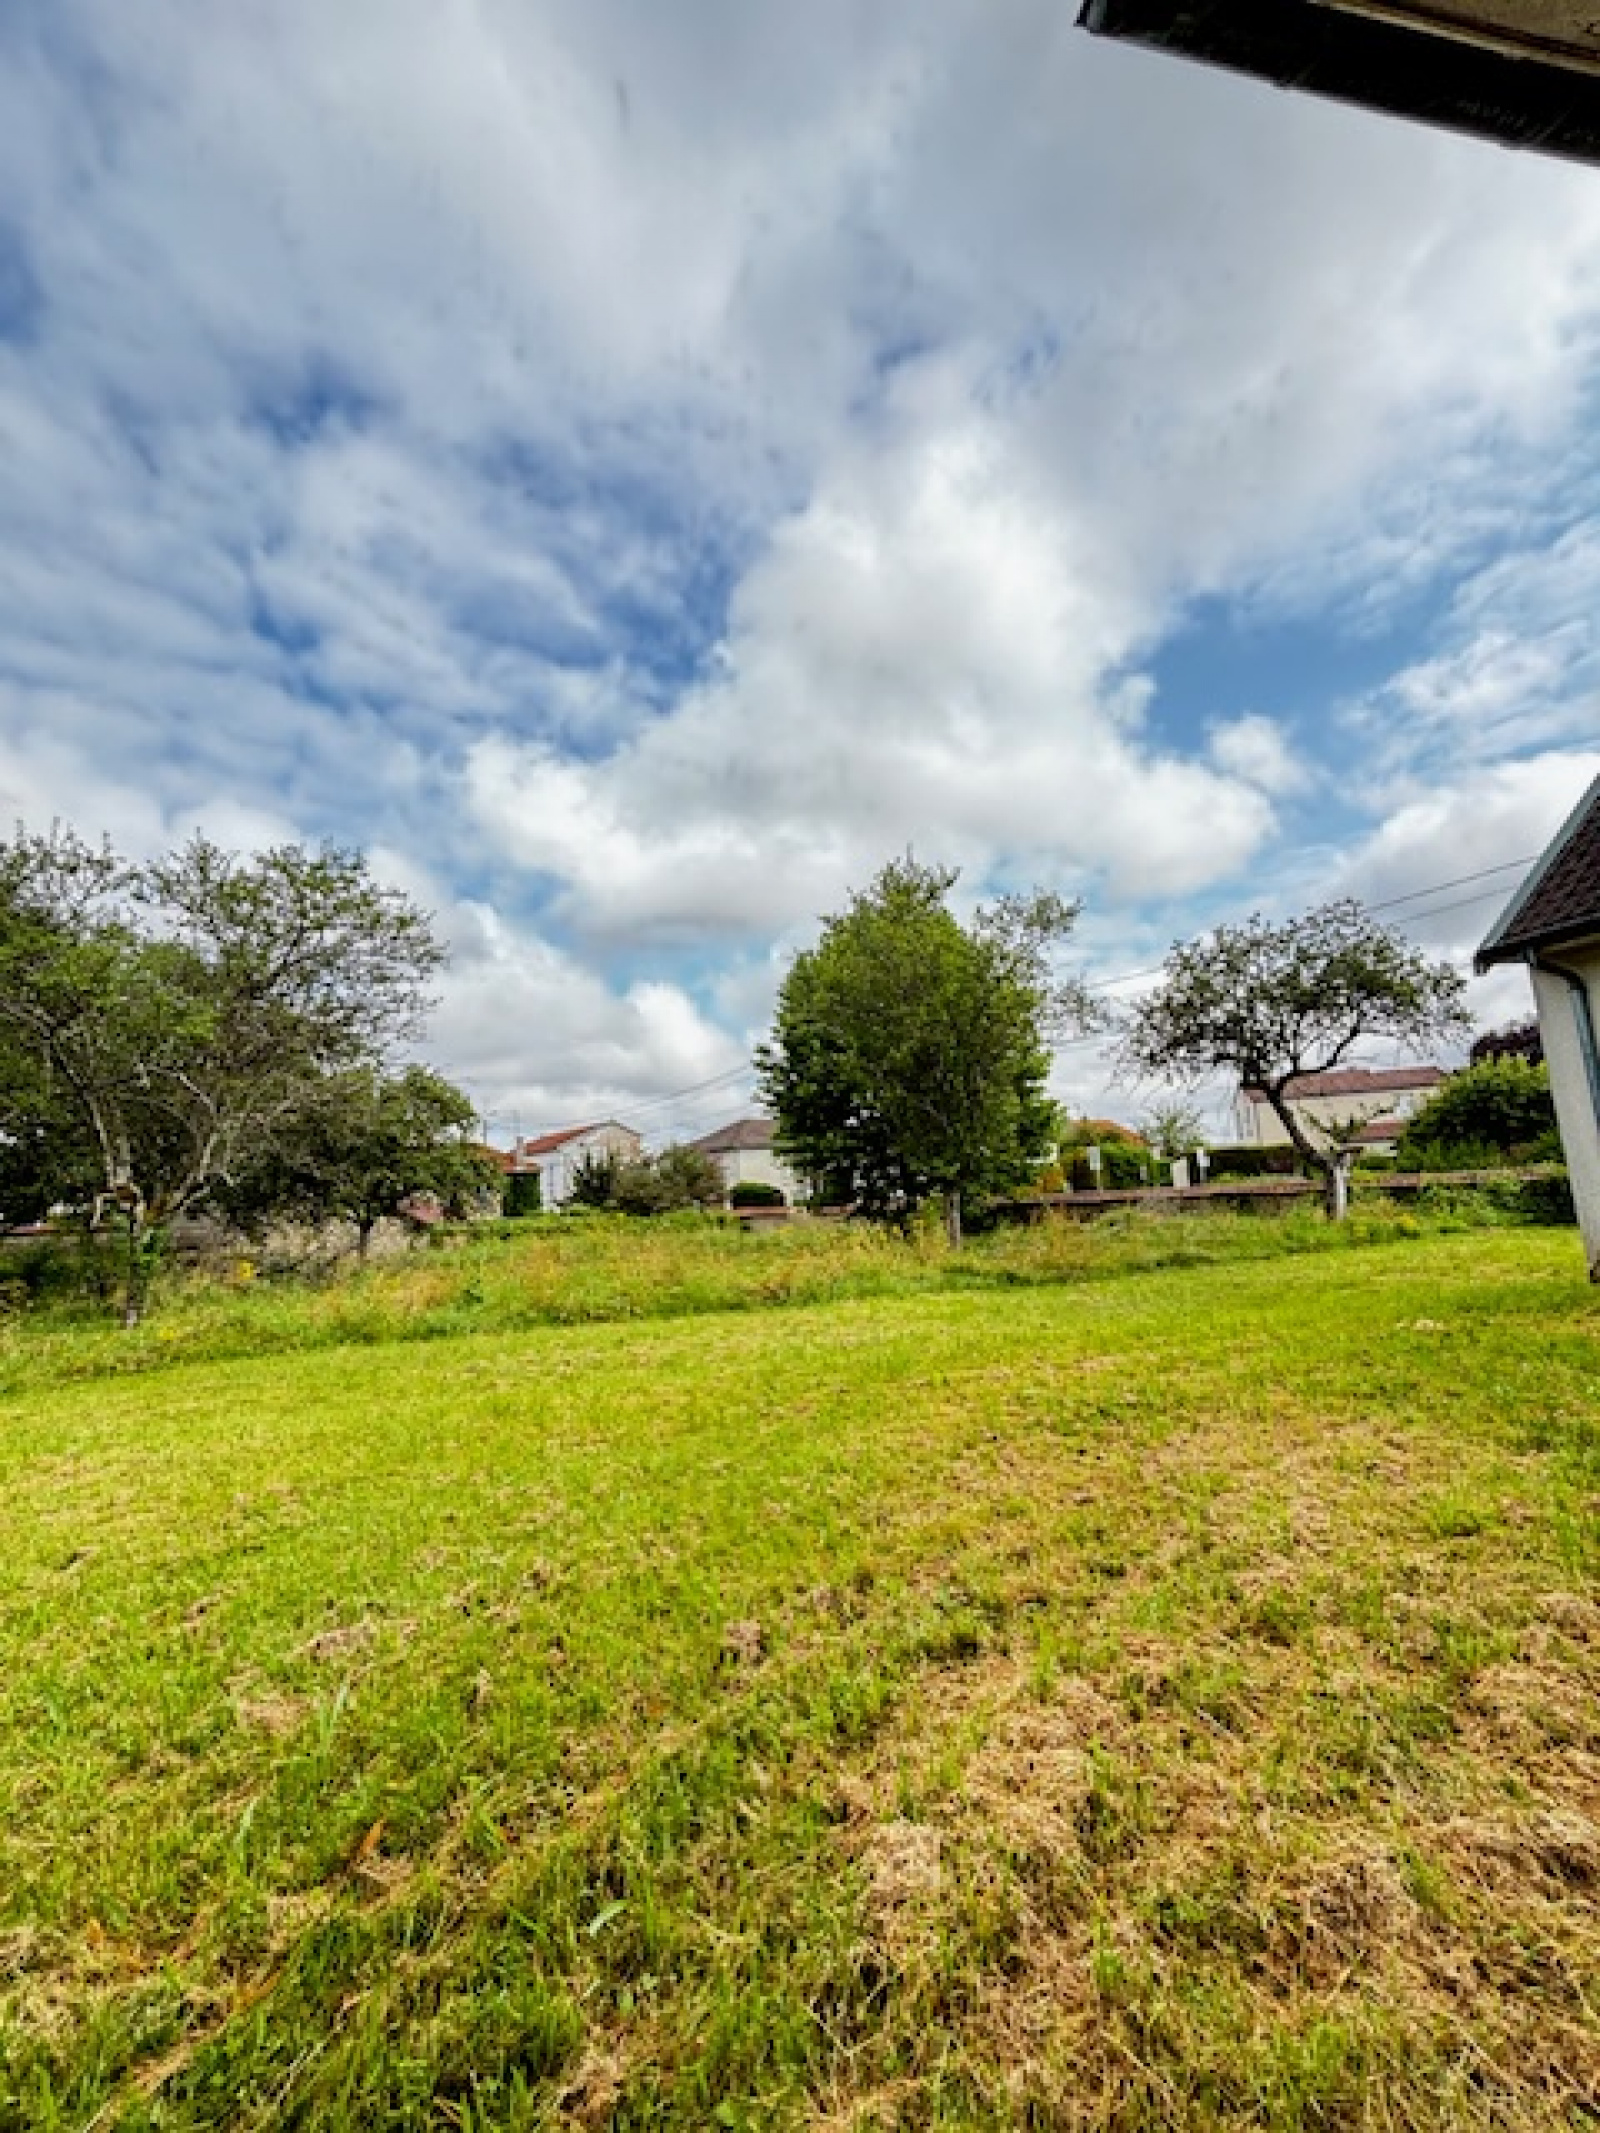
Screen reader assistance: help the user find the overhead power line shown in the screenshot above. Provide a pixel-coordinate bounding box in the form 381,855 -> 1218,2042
1084,852 -> 1536,998
481,851 -> 1543,1130
1368,856 -> 1536,914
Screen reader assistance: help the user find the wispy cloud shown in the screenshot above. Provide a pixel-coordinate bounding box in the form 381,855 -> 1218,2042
2,0 -> 1599,1124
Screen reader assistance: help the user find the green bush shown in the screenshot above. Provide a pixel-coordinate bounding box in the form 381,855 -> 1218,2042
0,1232 -> 119,1306
729,1181 -> 785,1208
502,1171 -> 542,1218
1397,1059 -> 1556,1168
1497,1170 -> 1576,1226
1205,1144 -> 1304,1181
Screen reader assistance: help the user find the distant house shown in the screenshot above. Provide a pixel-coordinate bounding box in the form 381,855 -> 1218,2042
688,1117 -> 802,1205
1477,770 -> 1600,1281
507,1121 -> 642,1209
1235,1066 -> 1445,1150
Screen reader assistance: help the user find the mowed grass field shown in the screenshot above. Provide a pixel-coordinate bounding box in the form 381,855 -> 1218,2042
1,1218 -> 1597,2130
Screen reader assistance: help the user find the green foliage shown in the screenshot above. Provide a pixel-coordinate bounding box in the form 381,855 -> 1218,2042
1205,1144 -> 1304,1181
218,1066 -> 500,1255
567,1148 -> 622,1209
0,825 -> 444,1317
1120,900 -> 1469,1198
565,1143 -> 725,1216
728,1180 -> 785,1208
1057,1116 -> 1152,1189
1470,1018 -> 1542,1068
502,1170 -> 542,1218
757,858 -> 1094,1240
611,1143 -> 726,1216
1137,1098 -> 1206,1160
1397,1057 -> 1558,1169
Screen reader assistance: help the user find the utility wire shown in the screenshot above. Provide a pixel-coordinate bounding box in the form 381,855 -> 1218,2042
481,851 -> 1544,1129
1083,853 -> 1536,997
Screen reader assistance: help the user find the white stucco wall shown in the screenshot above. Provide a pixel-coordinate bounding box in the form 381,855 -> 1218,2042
1530,947 -> 1600,1280
713,1146 -> 802,1201
1236,1086 -> 1434,1147
535,1124 -> 643,1207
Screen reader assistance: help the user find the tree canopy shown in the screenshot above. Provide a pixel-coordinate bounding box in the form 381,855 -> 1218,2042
1119,899 -> 1470,1214
0,826 -> 446,1316
218,1065 -> 500,1256
1396,1057 -> 1559,1169
756,858 -> 1095,1242
566,1142 -> 725,1216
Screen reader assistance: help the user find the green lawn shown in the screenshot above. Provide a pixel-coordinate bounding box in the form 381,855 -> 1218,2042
1,1223 -> 1597,2129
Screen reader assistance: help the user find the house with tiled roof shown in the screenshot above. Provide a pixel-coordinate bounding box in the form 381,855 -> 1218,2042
506,1121 -> 642,1209
1478,769 -> 1600,1280
687,1117 -> 802,1205
1234,1064 -> 1446,1151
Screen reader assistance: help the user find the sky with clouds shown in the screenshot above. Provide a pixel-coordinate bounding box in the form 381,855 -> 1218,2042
2,0 -> 1598,1144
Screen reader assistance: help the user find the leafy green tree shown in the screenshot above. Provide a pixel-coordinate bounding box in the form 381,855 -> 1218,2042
1396,1057 -> 1558,1169
1119,900 -> 1469,1218
631,1143 -> 725,1213
1056,1116 -> 1150,1190
502,1170 -> 542,1218
0,827 -> 444,1319
567,1147 -> 622,1209
1470,1019 -> 1543,1068
576,1143 -> 726,1216
757,858 -> 1095,1244
1137,1099 -> 1207,1162
220,1066 -> 500,1258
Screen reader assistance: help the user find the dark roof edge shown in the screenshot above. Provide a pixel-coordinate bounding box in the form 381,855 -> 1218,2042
1476,769 -> 1600,969
1078,0 -> 1600,168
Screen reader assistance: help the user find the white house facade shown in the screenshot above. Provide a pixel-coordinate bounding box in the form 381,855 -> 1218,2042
1234,1066 -> 1445,1150
508,1121 -> 642,1209
688,1118 -> 803,1204
1478,771 -> 1600,1282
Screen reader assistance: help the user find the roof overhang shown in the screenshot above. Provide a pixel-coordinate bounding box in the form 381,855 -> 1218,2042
1477,770 -> 1600,968
1079,0 -> 1600,164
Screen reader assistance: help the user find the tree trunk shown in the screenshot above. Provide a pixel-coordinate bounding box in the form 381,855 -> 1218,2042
943,1189 -> 963,1249
1264,1084 -> 1347,1222
357,1218 -> 375,1261
122,1203 -> 149,1327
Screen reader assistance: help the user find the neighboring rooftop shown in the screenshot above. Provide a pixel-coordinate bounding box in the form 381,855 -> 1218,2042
1243,1066 -> 1446,1100
1080,0 -> 1600,165
1477,771 -> 1600,968
690,1117 -> 776,1154
514,1121 -> 618,1159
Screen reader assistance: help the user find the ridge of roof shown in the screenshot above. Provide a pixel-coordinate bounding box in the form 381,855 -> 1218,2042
515,1120 -> 632,1158
689,1116 -> 775,1152
1242,1065 -> 1445,1099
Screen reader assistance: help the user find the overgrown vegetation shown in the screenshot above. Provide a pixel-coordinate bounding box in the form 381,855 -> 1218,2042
1396,1056 -> 1561,1171
0,827 -> 461,1322
566,1143 -> 725,1216
1,1219 -> 1596,2128
0,1191 -> 1564,1396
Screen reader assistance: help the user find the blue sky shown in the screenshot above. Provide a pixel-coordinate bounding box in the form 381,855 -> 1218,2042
2,0 -> 1598,1143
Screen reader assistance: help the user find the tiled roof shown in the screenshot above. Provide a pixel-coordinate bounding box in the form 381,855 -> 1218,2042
689,1117 -> 775,1154
1477,771 -> 1600,966
515,1122 -> 609,1159
1349,1116 -> 1404,1145
1243,1066 -> 1445,1101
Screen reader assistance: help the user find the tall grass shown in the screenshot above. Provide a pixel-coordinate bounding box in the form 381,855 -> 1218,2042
0,1194 -> 1519,1395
